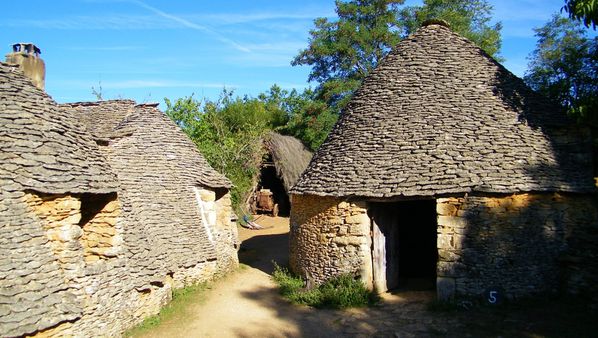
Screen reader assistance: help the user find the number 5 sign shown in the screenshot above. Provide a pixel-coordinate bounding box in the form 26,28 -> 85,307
484,287 -> 504,305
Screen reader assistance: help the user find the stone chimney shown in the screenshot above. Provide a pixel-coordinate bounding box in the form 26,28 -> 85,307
5,43 -> 46,90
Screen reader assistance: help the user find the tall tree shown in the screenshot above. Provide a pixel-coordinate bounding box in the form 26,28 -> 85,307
563,0 -> 598,29
524,14 -> 598,126
292,0 -> 502,110
292,0 -> 405,110
399,0 -> 502,58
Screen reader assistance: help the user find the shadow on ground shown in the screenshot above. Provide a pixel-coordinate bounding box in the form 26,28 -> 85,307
234,218 -> 598,338
239,232 -> 289,274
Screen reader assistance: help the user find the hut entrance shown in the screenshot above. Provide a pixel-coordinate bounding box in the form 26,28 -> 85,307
254,154 -> 290,217
370,200 -> 438,292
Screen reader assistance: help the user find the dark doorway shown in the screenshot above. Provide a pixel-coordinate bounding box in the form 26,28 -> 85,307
255,154 -> 290,216
370,200 -> 438,292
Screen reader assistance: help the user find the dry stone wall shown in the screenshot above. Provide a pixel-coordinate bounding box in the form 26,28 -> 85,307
289,194 -> 371,287
19,191 -> 163,337
290,192 -> 597,302
10,188 -> 236,337
1,63 -> 239,336
436,193 -> 598,300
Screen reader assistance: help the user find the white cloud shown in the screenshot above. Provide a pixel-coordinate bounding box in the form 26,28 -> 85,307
65,45 -> 144,51
2,14 -> 174,30
54,79 -> 239,90
104,79 -> 239,89
187,10 -> 335,26
129,0 -> 251,53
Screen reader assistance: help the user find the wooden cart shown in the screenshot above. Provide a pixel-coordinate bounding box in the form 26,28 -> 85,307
254,189 -> 279,217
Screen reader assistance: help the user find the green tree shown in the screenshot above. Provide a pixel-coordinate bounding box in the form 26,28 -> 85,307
278,88 -> 339,151
165,89 -> 287,212
292,0 -> 406,110
524,14 -> 598,176
399,0 -> 502,58
563,0 -> 598,29
258,86 -> 339,151
292,0 -> 502,110
524,14 -> 598,126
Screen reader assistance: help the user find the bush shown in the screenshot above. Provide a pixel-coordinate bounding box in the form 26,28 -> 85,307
272,263 -> 378,309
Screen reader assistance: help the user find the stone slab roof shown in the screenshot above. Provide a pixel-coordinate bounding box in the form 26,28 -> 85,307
0,62 -> 117,336
0,62 -> 118,195
292,24 -> 595,198
65,100 -> 232,272
64,100 -> 231,189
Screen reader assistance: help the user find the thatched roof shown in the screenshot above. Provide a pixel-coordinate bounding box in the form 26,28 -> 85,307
292,24 -> 595,198
265,132 -> 312,193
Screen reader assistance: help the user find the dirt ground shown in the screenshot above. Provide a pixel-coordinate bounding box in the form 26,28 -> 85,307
138,216 -> 597,338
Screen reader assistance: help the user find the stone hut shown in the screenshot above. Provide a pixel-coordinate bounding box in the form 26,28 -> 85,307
65,100 -> 239,279
1,60 -> 238,336
1,61 -> 120,336
289,23 -> 598,300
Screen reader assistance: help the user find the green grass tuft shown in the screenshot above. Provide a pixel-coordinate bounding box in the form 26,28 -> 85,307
123,282 -> 210,337
272,262 -> 379,309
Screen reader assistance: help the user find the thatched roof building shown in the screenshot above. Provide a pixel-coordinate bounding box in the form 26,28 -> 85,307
251,132 -> 312,217
265,132 -> 313,193
290,23 -> 597,300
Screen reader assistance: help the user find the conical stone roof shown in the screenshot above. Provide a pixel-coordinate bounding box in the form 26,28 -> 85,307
292,24 -> 595,198
0,62 -> 118,194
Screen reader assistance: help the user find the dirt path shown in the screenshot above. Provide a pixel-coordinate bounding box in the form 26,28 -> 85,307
138,216 -> 343,338
138,216 -> 441,337
136,216 -> 593,337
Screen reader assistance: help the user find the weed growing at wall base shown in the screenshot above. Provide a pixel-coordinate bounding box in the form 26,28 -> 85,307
124,282 -> 210,337
272,263 -> 379,309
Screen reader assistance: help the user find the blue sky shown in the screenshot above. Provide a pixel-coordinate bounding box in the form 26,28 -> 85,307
1,0 -> 570,107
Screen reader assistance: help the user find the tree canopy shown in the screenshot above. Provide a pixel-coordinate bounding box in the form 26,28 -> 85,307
524,14 -> 598,127
292,0 -> 502,109
292,0 -> 405,110
165,86 -> 337,212
563,0 -> 598,29
399,0 -> 502,58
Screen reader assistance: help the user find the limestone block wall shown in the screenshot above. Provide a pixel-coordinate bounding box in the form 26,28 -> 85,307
436,193 -> 598,300
196,188 -> 239,278
19,191 -> 180,337
289,194 -> 371,287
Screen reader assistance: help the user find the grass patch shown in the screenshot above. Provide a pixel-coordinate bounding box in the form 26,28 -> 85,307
124,282 -> 210,337
272,263 -> 379,309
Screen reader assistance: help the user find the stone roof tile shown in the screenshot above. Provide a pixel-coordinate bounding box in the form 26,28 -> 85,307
65,100 -> 232,272
292,24 -> 595,197
0,62 -> 118,195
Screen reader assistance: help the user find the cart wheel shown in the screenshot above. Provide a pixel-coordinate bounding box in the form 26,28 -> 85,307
272,204 -> 279,217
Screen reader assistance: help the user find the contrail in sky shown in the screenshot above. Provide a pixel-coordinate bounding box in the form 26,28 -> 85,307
130,0 -> 251,53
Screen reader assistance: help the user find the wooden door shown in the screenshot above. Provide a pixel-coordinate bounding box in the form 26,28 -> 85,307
372,216 -> 387,292
371,205 -> 400,292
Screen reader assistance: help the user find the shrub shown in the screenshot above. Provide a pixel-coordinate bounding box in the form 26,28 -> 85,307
272,263 -> 378,309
